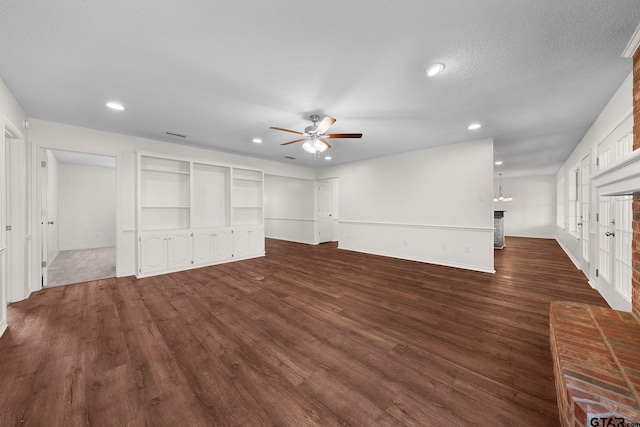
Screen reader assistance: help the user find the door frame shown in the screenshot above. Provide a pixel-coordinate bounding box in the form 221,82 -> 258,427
316,180 -> 332,244
3,116 -> 27,303
34,146 -> 121,289
579,154 -> 590,274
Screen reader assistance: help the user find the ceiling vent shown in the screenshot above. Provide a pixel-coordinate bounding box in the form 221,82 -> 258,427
284,156 -> 296,160
166,130 -> 187,138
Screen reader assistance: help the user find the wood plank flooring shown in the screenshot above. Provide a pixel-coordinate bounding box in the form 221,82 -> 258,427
0,237 -> 608,426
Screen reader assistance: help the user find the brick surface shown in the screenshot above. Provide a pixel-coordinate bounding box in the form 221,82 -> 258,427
550,302 -> 640,426
635,50 -> 640,314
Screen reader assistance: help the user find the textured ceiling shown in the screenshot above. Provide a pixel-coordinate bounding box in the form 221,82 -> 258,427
0,1 -> 638,175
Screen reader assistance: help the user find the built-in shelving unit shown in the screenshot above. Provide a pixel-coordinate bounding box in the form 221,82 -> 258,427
232,168 -> 263,226
136,152 -> 264,278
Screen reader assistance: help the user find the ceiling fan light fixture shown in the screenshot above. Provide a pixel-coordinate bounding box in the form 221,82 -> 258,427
324,156 -> 332,160
302,138 -> 328,154
426,63 -> 445,77
302,140 -> 315,153
494,160 -> 503,165
252,138 -> 262,144
468,123 -> 482,130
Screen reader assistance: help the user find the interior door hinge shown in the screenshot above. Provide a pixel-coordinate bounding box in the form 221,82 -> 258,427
5,225 -> 11,231
41,261 -> 46,268
596,157 -> 599,167
596,213 -> 599,222
595,269 -> 599,277
41,161 -> 47,168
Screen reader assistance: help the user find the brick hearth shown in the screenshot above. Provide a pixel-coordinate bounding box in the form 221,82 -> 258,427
550,302 -> 640,426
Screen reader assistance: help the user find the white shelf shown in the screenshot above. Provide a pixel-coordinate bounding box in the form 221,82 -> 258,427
141,167 -> 190,175
142,205 -> 190,209
233,177 -> 261,182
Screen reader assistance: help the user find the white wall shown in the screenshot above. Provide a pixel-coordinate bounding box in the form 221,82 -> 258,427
264,174 -> 316,244
46,150 -> 59,261
0,77 -> 29,332
557,72 -> 633,310
316,138 -> 495,273
58,164 -> 116,250
494,175 -> 556,238
28,119 -> 316,279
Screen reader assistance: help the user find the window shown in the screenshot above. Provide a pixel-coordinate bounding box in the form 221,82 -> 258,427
557,177 -> 565,229
568,166 -> 580,238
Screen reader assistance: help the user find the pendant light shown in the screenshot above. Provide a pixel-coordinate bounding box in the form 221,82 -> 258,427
494,173 -> 513,202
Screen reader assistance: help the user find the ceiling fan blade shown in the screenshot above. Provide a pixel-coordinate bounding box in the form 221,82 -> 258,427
280,138 -> 306,146
315,116 -> 336,134
320,138 -> 332,149
326,133 -> 363,139
270,126 -> 303,135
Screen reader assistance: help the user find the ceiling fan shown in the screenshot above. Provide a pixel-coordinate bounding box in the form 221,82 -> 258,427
270,114 -> 362,154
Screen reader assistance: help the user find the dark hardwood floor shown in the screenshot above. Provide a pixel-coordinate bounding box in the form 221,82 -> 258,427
0,237 -> 607,426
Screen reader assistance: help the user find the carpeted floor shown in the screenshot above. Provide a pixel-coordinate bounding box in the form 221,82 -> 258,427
47,246 -> 116,287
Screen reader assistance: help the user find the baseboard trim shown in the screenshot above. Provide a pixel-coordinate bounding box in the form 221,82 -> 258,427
337,245 -> 495,274
556,239 -> 581,270
265,236 -> 316,245
0,319 -> 7,338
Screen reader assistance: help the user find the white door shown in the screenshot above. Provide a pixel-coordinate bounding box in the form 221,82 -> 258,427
598,196 -> 614,304
140,234 -> 167,274
595,119 -> 633,311
249,227 -> 265,255
167,233 -> 193,269
233,228 -> 250,258
597,196 -> 633,311
579,154 -> 590,273
0,128 -> 7,328
40,149 -> 47,287
317,182 -> 332,243
613,196 -> 633,310
213,229 -> 233,261
193,231 -> 215,266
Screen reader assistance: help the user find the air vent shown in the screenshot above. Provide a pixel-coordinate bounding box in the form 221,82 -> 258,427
284,156 -> 296,160
166,130 -> 187,138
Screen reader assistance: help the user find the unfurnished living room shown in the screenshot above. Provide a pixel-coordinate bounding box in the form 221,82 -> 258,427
1,2 -> 640,426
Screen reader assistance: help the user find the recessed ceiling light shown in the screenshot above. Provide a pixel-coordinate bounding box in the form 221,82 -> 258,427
324,156 -> 332,160
468,123 -> 482,130
494,161 -> 503,165
252,138 -> 262,144
426,63 -> 445,77
106,102 -> 124,111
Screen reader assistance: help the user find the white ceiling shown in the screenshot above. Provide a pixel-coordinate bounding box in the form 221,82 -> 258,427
0,1 -> 638,176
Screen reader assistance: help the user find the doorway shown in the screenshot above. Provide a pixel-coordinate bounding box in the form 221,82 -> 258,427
316,178 -> 339,244
41,149 -> 117,287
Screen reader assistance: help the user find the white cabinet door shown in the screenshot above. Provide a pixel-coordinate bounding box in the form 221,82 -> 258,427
249,227 -> 265,255
214,229 -> 233,261
140,234 -> 167,274
233,228 -> 251,258
167,232 -> 193,270
193,231 -> 215,266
